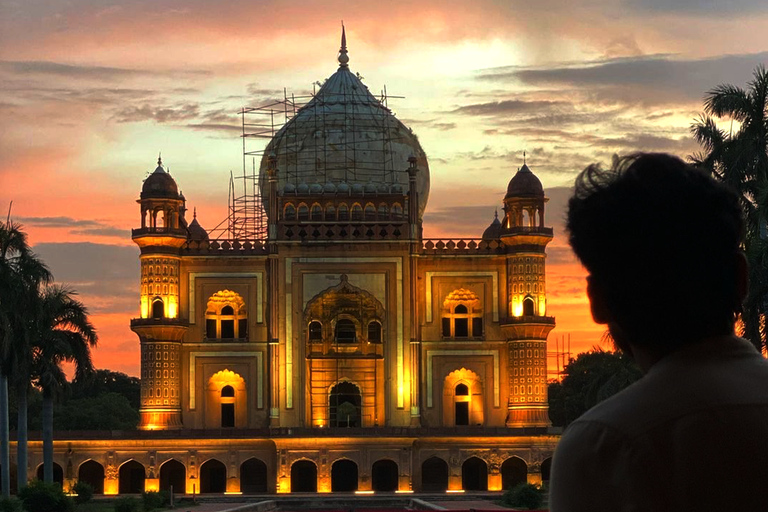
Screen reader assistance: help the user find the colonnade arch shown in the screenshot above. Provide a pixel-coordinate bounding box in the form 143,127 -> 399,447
330,459 -> 358,492
421,457 -> 449,492
290,460 -> 317,492
461,456 -> 488,491
78,460 -> 104,494
501,456 -> 527,490
118,460 -> 145,494
240,458 -> 268,493
159,459 -> 186,494
200,459 -> 226,493
36,463 -> 63,487
371,459 -> 398,492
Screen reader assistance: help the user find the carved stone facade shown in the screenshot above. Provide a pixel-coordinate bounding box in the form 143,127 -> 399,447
27,34 -> 559,495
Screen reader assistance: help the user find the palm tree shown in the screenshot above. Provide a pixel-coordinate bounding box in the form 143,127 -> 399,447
0,221 -> 51,495
691,64 -> 768,352
31,286 -> 97,483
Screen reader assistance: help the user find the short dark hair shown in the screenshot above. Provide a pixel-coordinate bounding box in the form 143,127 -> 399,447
567,153 -> 744,349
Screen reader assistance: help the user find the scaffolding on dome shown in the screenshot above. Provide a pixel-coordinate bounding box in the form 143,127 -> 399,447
206,81 -> 405,242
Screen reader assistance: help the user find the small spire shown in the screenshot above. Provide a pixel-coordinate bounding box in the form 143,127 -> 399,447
494,210 -> 498,220
338,22 -> 349,67
157,152 -> 162,167
193,207 -> 197,220
523,150 -> 526,165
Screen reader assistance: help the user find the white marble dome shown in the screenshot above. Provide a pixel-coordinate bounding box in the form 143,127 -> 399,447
258,42 -> 430,220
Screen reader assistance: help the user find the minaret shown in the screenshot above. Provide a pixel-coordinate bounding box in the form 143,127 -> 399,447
130,156 -> 188,430
499,161 -> 555,428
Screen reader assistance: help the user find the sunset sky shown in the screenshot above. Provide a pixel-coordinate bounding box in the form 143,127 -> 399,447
1,0 -> 767,377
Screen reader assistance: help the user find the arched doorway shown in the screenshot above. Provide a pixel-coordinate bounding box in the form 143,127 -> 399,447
421,457 -> 448,492
329,382 -> 361,427
462,457 -> 488,491
240,458 -> 268,493
36,462 -> 64,487
221,385 -> 235,428
331,459 -> 358,492
159,459 -> 186,495
541,457 -> 552,485
200,459 -> 226,493
501,457 -> 527,490
291,460 -> 317,492
78,460 -> 104,494
118,460 -> 145,494
371,459 -> 398,492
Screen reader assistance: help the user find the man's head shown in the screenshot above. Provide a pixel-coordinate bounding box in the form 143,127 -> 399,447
567,153 -> 745,353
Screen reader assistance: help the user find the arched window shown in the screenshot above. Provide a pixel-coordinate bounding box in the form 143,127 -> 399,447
284,203 -> 296,221
311,204 -> 323,221
523,296 -> 535,316
338,203 -> 349,221
309,321 -> 323,343
297,204 -> 309,221
391,203 -> 403,219
364,203 -> 376,221
221,385 -> 235,428
455,383 -> 470,425
205,291 -> 247,341
378,203 -> 388,220
325,204 -> 336,221
367,321 -> 382,343
351,204 -> 363,221
442,289 -> 483,339
152,299 -> 164,319
335,319 -> 356,343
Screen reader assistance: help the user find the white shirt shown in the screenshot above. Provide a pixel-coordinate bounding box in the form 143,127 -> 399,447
550,336 -> 768,512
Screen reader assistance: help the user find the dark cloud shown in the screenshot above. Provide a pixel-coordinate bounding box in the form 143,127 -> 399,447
479,52 -> 768,105
401,118 -> 457,131
0,60 -> 211,80
185,123 -> 242,133
32,242 -> 139,314
423,204 -> 499,238
17,217 -> 128,238
114,103 -> 201,123
452,99 -> 568,117
625,0 -> 768,15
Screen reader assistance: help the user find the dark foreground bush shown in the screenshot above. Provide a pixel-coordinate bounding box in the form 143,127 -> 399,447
72,481 -> 93,505
501,482 -> 543,510
18,480 -> 74,512
113,496 -> 139,512
0,497 -> 22,512
141,491 -> 169,512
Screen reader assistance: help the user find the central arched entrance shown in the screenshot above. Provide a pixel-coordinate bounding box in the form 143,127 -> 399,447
329,381 -> 361,427
331,459 -> 358,492
421,457 -> 448,492
200,459 -> 226,493
159,459 -> 186,495
371,459 -> 398,492
462,457 -> 488,491
291,460 -> 317,492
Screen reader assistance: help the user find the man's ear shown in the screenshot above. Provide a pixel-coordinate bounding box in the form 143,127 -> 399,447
587,276 -> 612,324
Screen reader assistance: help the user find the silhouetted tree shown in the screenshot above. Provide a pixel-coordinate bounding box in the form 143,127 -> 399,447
548,348 -> 642,427
691,65 -> 768,352
31,286 -> 97,482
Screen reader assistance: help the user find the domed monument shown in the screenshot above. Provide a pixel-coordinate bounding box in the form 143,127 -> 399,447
38,29 -> 559,498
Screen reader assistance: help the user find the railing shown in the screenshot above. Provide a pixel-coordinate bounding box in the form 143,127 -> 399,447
505,315 -> 556,325
421,239 -> 505,254
132,227 -> 188,237
130,317 -> 189,327
182,239 -> 268,255
503,226 -> 554,237
279,222 -> 408,242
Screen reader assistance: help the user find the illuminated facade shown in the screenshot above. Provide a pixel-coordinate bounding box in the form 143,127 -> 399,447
35,32 -> 558,496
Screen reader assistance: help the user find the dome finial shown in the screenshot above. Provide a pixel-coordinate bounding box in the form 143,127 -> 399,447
523,150 -> 526,165
158,152 -> 162,167
193,207 -> 197,219
494,209 -> 498,220
338,22 -> 349,68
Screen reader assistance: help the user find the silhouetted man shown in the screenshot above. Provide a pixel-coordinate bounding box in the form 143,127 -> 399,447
550,153 -> 768,511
